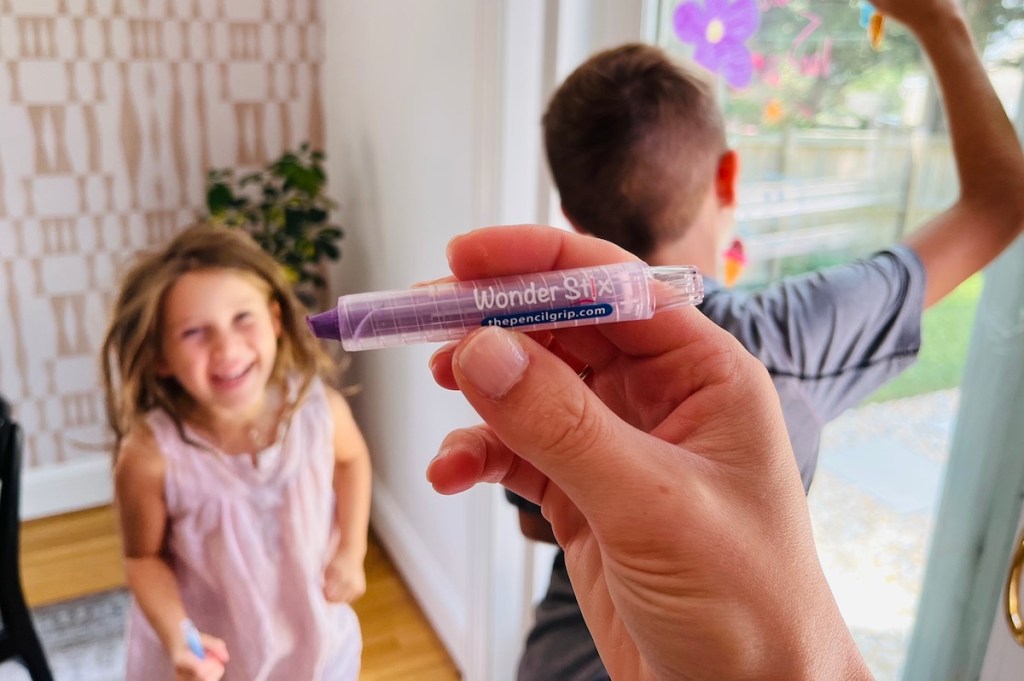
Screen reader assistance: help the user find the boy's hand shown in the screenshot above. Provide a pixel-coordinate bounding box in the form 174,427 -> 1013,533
323,549 -> 367,603
868,0 -> 964,32
172,632 -> 229,681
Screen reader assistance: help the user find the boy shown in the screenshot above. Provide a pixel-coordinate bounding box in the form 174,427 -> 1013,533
511,1 -> 1024,679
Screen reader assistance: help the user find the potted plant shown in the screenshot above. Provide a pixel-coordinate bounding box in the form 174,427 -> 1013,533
204,143 -> 343,307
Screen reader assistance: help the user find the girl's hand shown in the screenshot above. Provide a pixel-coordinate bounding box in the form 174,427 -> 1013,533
323,549 -> 367,603
172,632 -> 229,681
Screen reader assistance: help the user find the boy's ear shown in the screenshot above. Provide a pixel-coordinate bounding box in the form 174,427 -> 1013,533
715,150 -> 740,207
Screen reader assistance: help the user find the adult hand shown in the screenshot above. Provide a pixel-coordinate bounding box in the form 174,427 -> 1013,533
427,226 -> 871,681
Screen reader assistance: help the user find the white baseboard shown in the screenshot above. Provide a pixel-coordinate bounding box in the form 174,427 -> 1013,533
370,481 -> 466,673
21,455 -> 113,520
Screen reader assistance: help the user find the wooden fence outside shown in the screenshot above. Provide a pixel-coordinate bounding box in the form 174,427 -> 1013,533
732,128 -> 957,285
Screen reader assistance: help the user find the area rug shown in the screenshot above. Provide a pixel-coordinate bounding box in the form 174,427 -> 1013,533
0,589 -> 129,681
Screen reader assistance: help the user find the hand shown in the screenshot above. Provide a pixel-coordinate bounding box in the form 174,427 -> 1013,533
172,632 -> 228,681
868,0 -> 965,32
427,226 -> 871,681
323,549 -> 367,603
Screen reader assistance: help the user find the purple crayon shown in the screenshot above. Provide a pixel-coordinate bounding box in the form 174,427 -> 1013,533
307,262 -> 703,351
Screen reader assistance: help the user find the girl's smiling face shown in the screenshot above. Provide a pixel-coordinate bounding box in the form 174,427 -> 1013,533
157,268 -> 282,421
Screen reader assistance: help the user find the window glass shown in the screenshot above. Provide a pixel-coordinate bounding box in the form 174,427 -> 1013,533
656,2 -> 1024,677
657,0 -> 1022,286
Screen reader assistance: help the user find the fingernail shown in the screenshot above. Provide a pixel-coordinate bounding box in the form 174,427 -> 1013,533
445,233 -> 465,264
428,447 -> 450,469
458,327 -> 528,399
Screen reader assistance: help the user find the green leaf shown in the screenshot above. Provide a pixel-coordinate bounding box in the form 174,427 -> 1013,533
286,165 -> 321,195
320,242 -> 340,260
305,208 -> 328,224
283,209 -> 304,234
206,183 -> 234,214
203,144 -> 339,292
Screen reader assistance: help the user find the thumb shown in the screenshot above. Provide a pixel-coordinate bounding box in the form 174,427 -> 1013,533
451,327 -> 655,516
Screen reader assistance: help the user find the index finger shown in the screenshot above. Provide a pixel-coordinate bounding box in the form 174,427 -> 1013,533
447,225 -> 639,278
446,225 -> 711,361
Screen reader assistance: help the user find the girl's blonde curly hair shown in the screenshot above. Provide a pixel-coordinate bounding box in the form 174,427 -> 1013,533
100,224 -> 331,454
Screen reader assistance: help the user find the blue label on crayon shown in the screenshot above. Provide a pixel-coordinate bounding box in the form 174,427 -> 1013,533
481,303 -> 613,328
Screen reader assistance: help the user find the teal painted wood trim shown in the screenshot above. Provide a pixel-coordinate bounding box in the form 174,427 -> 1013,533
903,236 -> 1024,680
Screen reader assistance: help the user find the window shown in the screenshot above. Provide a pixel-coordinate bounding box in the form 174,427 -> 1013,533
657,0 -> 1022,285
656,1 -> 1024,677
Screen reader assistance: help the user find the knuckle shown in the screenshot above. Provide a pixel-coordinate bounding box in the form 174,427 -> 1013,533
533,389 -> 605,461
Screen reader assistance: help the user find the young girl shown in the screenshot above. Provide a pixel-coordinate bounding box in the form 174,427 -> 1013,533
101,225 -> 371,681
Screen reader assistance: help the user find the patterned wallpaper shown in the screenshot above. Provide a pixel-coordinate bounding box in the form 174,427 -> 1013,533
0,0 -> 325,470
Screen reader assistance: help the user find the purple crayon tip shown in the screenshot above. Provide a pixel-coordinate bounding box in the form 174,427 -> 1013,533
307,309 -> 341,341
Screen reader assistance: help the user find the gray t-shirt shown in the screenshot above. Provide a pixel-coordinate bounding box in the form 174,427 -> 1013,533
513,245 -> 926,681
701,244 -> 925,490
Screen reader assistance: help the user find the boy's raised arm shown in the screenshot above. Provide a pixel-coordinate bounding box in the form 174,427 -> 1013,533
881,0 -> 1024,307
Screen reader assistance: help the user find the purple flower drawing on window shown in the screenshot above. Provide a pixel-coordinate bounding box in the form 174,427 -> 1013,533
673,0 -> 760,89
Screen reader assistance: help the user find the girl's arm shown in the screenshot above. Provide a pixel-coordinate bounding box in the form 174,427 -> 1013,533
323,388 -> 372,603
114,426 -> 228,672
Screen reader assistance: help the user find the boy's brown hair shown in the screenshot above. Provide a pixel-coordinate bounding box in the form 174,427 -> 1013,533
100,224 -> 331,453
543,43 -> 727,260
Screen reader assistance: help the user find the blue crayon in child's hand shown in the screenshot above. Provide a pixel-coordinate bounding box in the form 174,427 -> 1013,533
182,618 -> 205,660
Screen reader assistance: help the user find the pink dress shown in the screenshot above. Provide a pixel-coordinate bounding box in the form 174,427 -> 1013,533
124,379 -> 362,680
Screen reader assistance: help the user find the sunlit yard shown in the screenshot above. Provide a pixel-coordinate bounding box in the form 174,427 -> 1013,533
867,274 -> 982,403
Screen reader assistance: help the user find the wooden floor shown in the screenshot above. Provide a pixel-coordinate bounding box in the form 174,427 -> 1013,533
19,506 -> 460,680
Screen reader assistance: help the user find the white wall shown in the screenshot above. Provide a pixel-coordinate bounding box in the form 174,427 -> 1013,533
321,2 -> 530,676
321,1 -> 645,677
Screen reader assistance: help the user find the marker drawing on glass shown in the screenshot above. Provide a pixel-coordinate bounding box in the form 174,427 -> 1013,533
307,262 -> 704,351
